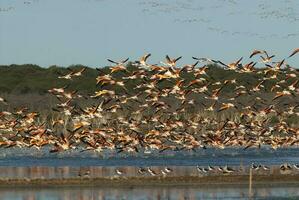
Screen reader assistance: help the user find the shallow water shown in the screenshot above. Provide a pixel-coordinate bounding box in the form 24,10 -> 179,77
0,147 -> 299,167
0,147 -> 298,184
0,147 -> 299,199
1,184 -> 299,200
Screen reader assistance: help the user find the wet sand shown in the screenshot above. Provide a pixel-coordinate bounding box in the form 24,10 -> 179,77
0,174 -> 299,187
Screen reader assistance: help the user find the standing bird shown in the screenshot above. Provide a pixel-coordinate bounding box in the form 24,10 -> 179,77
147,167 -> 158,176
164,167 -> 173,173
222,165 -> 235,173
293,164 -> 299,170
115,169 -> 124,176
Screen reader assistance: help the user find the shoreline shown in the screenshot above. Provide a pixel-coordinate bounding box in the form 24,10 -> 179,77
1,174 -> 299,187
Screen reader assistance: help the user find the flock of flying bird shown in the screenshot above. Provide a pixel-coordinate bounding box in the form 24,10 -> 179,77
0,48 -> 299,156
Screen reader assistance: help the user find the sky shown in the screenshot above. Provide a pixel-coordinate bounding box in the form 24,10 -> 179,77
0,0 -> 299,68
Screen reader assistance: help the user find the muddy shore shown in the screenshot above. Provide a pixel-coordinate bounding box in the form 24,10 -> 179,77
0,174 -> 299,187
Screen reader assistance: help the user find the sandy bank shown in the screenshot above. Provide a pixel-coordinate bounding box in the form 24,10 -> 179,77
0,174 -> 299,187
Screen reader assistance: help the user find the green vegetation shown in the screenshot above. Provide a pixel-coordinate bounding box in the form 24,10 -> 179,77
0,63 -> 298,120
0,64 -> 98,94
0,63 -> 282,94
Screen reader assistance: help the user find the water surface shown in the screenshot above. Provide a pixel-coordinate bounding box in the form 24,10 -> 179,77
0,147 -> 299,167
1,184 -> 299,200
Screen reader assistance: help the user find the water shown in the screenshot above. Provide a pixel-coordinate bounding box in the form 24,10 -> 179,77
0,147 -> 299,167
0,147 -> 299,199
1,184 -> 299,200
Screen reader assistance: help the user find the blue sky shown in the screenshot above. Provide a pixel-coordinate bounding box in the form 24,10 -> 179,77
0,0 -> 298,67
